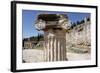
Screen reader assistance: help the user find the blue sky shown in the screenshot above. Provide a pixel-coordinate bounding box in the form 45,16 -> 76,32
22,10 -> 90,38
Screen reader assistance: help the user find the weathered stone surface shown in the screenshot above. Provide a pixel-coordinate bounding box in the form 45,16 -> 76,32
35,14 -> 69,61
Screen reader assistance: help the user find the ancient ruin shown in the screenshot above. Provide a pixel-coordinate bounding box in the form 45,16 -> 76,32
35,14 -> 71,61
22,13 -> 91,63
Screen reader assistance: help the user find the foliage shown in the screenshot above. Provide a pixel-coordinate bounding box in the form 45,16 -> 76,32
70,17 -> 90,29
23,34 -> 44,42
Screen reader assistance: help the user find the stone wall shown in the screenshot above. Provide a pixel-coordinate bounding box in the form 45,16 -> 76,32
66,20 -> 91,52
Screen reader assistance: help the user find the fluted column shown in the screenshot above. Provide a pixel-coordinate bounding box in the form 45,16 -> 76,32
44,29 -> 66,61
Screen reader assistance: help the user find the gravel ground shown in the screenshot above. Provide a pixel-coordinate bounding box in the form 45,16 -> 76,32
22,49 -> 44,63
67,52 -> 90,61
22,49 -> 91,63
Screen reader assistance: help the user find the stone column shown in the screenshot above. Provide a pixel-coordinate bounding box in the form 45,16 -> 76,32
35,14 -> 69,62
44,29 -> 66,61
